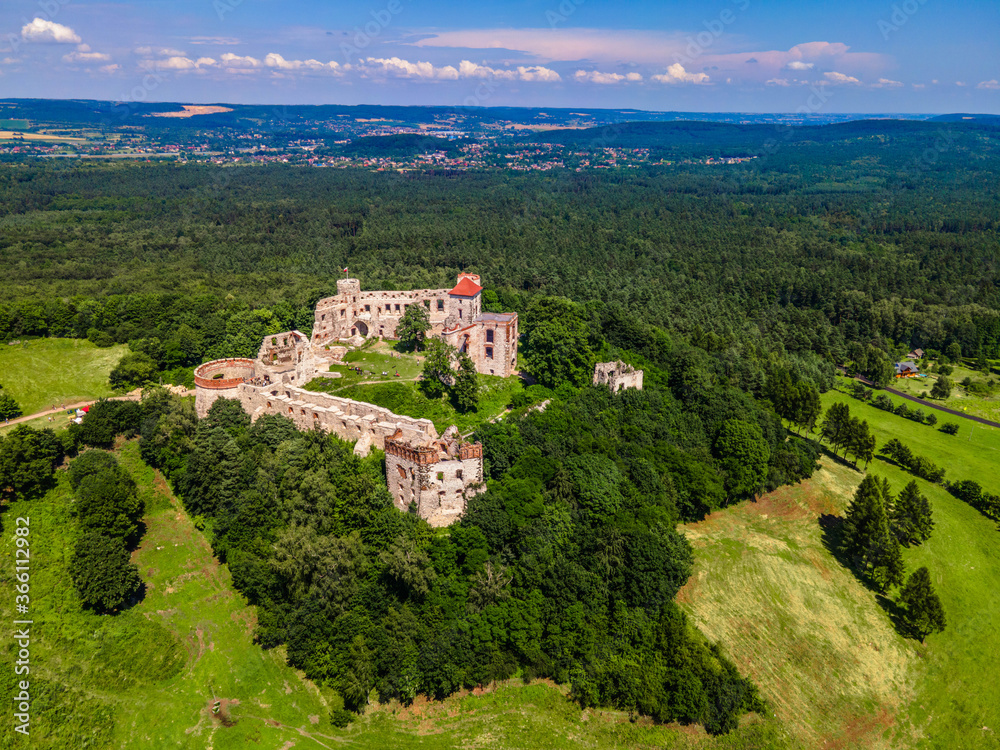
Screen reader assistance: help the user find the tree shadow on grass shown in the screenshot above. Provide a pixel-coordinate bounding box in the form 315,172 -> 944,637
820,514 -> 917,640
818,513 -> 886,596
815,443 -> 863,473
874,593 -> 915,640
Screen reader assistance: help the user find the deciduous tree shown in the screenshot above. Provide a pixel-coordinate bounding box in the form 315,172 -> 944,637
396,302 -> 431,351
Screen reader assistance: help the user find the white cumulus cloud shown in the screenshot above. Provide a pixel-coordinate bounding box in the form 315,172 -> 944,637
823,71 -> 860,85
21,18 -> 81,44
63,50 -> 111,64
264,53 -> 343,73
360,57 -> 559,82
766,78 -> 790,86
652,63 -> 709,84
872,77 -> 903,88
100,64 -> 121,74
153,56 -> 217,71
786,61 -> 814,71
574,70 -> 642,84
362,56 -> 459,80
220,52 -> 262,69
977,79 -> 1000,90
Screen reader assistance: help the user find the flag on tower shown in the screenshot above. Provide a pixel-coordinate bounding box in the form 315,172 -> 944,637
342,267 -> 348,274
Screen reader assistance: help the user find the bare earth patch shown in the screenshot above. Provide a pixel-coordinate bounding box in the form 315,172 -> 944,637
151,105 -> 234,118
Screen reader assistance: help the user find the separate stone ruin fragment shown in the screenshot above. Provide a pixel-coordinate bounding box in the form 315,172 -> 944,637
193,274 -> 514,526
593,360 -> 644,393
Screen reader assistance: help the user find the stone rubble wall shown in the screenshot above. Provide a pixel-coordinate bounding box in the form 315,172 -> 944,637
593,360 -> 644,393
237,381 -> 437,451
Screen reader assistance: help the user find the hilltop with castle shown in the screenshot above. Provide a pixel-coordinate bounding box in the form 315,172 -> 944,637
193,273 -> 517,527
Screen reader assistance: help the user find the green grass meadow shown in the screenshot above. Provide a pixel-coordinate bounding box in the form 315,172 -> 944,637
679,387 -> 1000,747
0,338 -> 126,416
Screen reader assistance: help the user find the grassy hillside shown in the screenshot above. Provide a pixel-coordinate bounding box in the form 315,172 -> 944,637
679,392 -> 1000,749
0,338 -> 125,415
0,440 -> 785,749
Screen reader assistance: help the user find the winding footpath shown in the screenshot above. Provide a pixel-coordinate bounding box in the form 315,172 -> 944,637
2,389 -> 195,429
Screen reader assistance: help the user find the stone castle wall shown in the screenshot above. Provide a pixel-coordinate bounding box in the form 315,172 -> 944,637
236,381 -> 437,449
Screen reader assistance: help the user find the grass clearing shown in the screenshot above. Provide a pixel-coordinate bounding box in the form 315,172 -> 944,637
679,391 -> 1000,749
0,338 -> 125,416
336,375 -> 523,433
0,441 -> 332,749
306,340 -> 524,433
825,381 -> 1000,496
679,457 -> 916,749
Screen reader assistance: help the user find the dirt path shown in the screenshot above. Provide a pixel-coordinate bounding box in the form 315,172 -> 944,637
2,389 -> 195,428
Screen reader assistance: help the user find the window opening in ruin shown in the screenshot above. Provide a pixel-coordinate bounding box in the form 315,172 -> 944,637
486,329 -> 494,343
351,328 -> 356,335
267,401 -> 272,408
396,465 -> 407,478
456,469 -> 463,479
321,315 -> 325,320
486,346 -> 493,359
365,304 -> 370,312
288,407 -> 293,413
340,309 -> 345,317
386,304 -> 391,312
424,300 -> 431,308
395,304 -> 400,311
458,309 -> 462,319
271,337 -> 277,346
490,369 -> 494,375
313,413 -> 318,420
437,299 -> 444,310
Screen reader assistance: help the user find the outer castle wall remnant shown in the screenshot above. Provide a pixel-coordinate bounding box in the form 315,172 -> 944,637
593,360 -> 644,393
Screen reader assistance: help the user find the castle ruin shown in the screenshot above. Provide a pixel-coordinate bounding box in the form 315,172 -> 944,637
593,360 -> 644,393
193,274 -> 515,526
312,273 -> 518,378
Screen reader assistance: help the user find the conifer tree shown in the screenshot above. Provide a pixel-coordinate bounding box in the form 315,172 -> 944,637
899,567 -> 946,641
820,401 -> 851,454
840,475 -> 905,591
890,480 -> 934,546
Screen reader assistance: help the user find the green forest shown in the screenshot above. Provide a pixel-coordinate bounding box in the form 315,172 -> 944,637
1,119 -> 999,744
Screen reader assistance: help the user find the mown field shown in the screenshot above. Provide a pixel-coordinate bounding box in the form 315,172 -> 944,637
678,393 -> 1000,749
0,338 -> 125,416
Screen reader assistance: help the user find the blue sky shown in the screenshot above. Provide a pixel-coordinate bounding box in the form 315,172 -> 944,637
1,0 -> 997,112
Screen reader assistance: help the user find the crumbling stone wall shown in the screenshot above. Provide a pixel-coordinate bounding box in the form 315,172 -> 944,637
237,381 -> 437,451
385,434 -> 484,527
194,358 -> 258,417
593,360 -> 644,393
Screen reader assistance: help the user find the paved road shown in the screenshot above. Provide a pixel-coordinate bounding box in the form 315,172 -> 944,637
852,376 -> 1000,429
